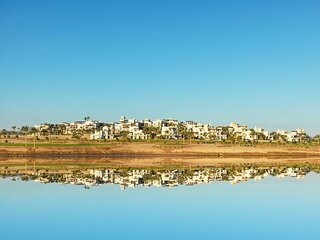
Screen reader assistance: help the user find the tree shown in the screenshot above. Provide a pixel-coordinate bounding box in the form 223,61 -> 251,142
221,127 -> 230,140
41,129 -> 49,136
270,132 -> 282,142
187,129 -> 194,143
29,127 -> 38,148
72,129 -> 84,140
1,129 -> 7,136
119,130 -> 129,140
84,116 -> 90,121
227,132 -> 236,142
142,126 -> 160,140
256,132 -> 266,141
21,126 -> 30,134
20,126 -> 30,147
56,124 -> 66,135
312,135 -> 320,144
250,129 -> 257,142
177,123 -> 188,144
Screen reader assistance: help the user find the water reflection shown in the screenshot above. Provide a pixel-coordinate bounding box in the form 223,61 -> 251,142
2,164 -> 320,190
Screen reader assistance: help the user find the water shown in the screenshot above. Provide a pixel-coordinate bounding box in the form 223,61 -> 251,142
1,166 -> 320,240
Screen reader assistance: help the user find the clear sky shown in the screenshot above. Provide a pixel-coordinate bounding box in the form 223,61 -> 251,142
1,0 -> 319,134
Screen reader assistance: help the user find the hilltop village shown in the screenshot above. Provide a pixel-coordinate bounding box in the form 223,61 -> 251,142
23,116 -> 315,143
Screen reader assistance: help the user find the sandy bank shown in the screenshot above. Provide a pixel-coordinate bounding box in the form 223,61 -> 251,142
0,143 -> 320,167
0,142 -> 319,156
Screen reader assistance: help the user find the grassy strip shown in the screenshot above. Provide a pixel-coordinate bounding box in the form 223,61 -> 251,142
1,162 -> 320,171
0,143 -> 113,147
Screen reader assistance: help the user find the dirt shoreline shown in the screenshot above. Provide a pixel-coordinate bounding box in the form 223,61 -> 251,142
0,142 -> 320,155
1,143 -> 320,166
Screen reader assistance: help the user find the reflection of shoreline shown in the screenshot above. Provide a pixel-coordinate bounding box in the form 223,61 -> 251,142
1,164 -> 319,190
2,153 -> 320,158
0,156 -> 320,167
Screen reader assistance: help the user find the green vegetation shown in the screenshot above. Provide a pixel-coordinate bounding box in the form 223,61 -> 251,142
0,142 -> 113,147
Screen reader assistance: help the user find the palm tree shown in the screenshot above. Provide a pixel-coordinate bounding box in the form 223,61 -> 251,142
21,126 -> 30,134
187,129 -> 194,144
56,124 -> 66,135
0,129 -> 6,139
221,127 -> 230,140
227,132 -> 236,142
270,132 -> 281,141
142,126 -> 151,140
20,126 -> 30,147
29,127 -> 38,148
250,129 -> 257,142
142,126 -> 160,140
177,123 -> 187,144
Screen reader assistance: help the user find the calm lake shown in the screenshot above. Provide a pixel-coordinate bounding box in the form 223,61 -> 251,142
1,165 -> 320,240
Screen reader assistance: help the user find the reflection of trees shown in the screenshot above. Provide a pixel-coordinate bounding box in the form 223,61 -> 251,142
2,164 -> 320,188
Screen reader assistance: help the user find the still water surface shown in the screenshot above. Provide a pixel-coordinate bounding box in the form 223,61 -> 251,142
1,167 -> 320,240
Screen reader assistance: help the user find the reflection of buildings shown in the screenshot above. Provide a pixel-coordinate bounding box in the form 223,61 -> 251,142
2,165 -> 312,190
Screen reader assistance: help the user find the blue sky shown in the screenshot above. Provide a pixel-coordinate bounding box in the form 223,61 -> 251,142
0,0 -> 319,134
